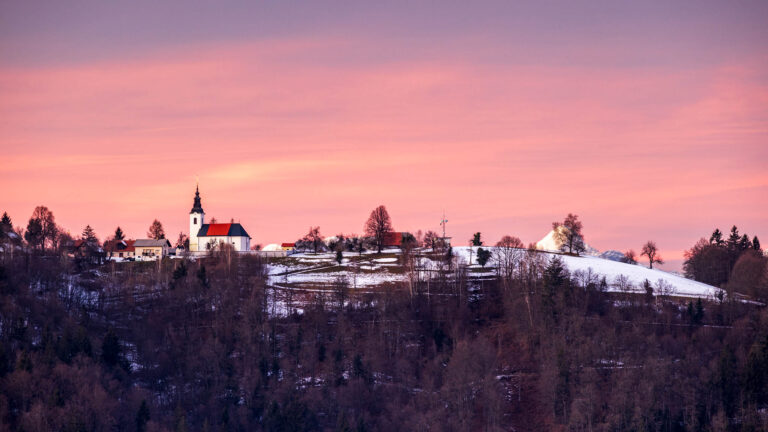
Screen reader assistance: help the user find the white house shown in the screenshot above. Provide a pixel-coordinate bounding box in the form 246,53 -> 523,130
189,186 -> 251,252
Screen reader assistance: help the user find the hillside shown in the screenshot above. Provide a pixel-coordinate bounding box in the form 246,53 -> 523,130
268,246 -> 721,299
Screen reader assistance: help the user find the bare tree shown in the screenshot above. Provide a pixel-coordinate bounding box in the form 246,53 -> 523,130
31,206 -> 57,251
147,219 -> 165,239
176,232 -> 189,249
300,226 -> 324,253
552,213 -> 585,255
364,205 -> 393,253
621,249 -> 638,264
494,235 -> 524,288
641,241 -> 664,269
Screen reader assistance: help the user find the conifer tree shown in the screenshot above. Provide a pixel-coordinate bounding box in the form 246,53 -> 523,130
471,232 -> 483,246
136,400 -> 151,432
101,328 -> 120,367
753,236 -> 761,251
710,228 -> 724,246
476,247 -> 491,267
114,226 -> 125,241
0,212 -> 11,233
726,225 -> 741,250
82,225 -> 98,243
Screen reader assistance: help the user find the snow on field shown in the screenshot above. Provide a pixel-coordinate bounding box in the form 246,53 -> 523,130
451,246 -> 719,299
269,270 -> 404,288
374,257 -> 398,263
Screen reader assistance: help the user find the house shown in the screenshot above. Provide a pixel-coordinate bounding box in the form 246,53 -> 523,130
188,186 -> 251,252
104,239 -> 135,259
281,242 -> 295,251
134,239 -> 171,260
383,232 -> 411,248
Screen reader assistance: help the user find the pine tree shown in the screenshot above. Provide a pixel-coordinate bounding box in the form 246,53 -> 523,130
739,234 -> 751,251
336,250 -> 343,265
710,228 -> 724,246
24,218 -> 44,250
476,247 -> 491,267
753,236 -> 762,251
114,226 -> 125,240
136,400 -> 150,432
101,328 -> 120,367
726,225 -> 741,250
0,212 -> 11,233
471,232 -> 483,246
82,225 -> 97,243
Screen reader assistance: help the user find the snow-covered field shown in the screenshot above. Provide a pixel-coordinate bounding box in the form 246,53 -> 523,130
451,246 -> 720,299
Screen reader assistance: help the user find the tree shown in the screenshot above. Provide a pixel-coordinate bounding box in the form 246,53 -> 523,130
620,250 -> 637,264
31,206 -> 57,251
136,400 -> 151,432
114,226 -> 125,241
684,238 -> 730,287
552,213 -> 585,255
754,236 -> 762,251
176,232 -> 189,249
0,212 -> 12,234
82,225 -> 98,243
24,217 -> 44,250
423,230 -> 440,249
710,228 -> 724,246
101,328 -> 120,367
335,250 -> 343,265
148,219 -> 165,239
471,232 -> 483,247
300,226 -> 324,253
640,241 -> 663,269
364,205 -> 392,253
476,248 -> 491,268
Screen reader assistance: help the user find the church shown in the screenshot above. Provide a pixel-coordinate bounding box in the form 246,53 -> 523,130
189,186 -> 251,252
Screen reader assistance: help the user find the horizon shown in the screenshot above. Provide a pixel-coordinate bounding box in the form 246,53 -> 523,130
2,1 -> 767,271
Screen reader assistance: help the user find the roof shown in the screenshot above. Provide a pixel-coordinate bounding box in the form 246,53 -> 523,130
383,232 -> 403,247
281,242 -> 295,247
197,223 -> 250,238
103,239 -> 126,252
134,239 -> 171,247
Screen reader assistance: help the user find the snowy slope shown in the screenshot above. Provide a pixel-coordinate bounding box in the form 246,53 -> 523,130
451,246 -> 719,299
535,228 -> 600,256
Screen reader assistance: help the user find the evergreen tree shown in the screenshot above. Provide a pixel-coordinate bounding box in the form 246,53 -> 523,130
726,225 -> 741,250
753,236 -> 761,251
82,225 -> 98,243
197,264 -> 209,288
471,232 -> 483,246
101,328 -> 120,367
0,212 -> 11,233
739,234 -> 751,251
114,226 -> 125,240
136,400 -> 151,432
336,250 -> 343,265
710,228 -> 724,246
24,217 -> 44,249
476,247 -> 491,267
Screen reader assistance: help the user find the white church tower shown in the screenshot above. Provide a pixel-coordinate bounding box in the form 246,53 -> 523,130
189,185 -> 205,252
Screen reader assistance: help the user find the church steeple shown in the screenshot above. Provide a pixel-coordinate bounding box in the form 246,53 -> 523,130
190,184 -> 204,214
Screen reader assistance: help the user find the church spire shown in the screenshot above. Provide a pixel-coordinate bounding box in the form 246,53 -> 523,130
190,184 -> 204,214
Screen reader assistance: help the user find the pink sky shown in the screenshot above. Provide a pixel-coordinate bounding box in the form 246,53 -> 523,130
1,2 -> 767,269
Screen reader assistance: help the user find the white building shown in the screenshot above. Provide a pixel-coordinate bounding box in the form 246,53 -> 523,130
189,186 -> 251,252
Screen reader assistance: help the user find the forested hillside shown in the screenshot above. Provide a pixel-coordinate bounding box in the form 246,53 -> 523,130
2,247 -> 767,431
